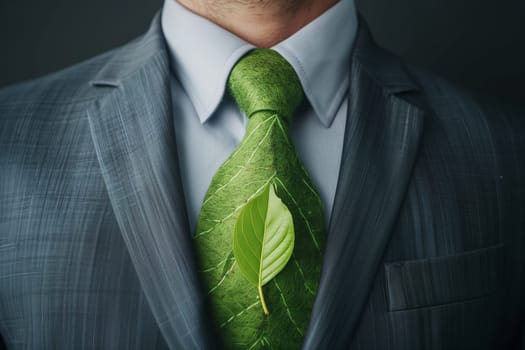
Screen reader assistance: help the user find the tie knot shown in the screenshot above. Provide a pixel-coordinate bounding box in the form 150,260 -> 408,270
227,49 -> 304,123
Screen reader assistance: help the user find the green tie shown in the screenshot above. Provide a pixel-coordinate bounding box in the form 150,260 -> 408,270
194,49 -> 325,349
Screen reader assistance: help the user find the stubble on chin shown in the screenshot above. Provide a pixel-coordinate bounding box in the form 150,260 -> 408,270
203,0 -> 313,21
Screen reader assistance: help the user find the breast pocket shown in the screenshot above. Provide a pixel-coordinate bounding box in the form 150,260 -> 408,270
384,244 -> 504,312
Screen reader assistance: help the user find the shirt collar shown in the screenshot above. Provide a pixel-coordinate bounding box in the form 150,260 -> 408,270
161,0 -> 358,127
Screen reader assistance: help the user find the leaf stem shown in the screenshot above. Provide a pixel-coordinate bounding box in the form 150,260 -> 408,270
258,284 -> 269,315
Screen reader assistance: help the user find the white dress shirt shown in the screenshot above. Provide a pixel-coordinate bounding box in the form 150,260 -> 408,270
161,0 -> 358,233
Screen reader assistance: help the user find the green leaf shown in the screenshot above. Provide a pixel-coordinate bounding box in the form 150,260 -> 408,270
233,182 -> 295,315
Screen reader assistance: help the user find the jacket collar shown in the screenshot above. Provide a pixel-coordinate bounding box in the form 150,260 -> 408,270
351,13 -> 419,94
89,13 -> 168,88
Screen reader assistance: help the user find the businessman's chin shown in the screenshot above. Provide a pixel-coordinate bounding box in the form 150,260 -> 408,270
206,0 -> 312,15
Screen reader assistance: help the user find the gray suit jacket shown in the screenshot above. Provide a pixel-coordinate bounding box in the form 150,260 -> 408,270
1,13 -> 524,350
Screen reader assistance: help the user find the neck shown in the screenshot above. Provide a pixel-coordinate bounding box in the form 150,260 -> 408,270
175,0 -> 339,47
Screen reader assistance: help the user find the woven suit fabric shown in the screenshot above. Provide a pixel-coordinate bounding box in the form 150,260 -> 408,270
194,49 -> 325,349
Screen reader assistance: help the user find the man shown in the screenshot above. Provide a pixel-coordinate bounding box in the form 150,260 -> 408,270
0,0 -> 524,348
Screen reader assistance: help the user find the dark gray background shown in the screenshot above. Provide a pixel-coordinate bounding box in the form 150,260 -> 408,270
0,0 -> 524,106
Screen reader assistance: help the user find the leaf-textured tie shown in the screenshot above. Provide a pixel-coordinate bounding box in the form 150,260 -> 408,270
194,48 -> 325,349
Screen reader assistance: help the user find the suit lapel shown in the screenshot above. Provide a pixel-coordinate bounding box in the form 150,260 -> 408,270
304,18 -> 425,349
87,15 -> 216,350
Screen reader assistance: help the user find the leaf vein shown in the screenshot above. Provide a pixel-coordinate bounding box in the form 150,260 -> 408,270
195,173 -> 276,238
219,300 -> 261,328
208,261 -> 236,294
201,116 -> 278,207
202,256 -> 229,273
272,279 -> 303,336
292,255 -> 315,295
274,177 -> 321,253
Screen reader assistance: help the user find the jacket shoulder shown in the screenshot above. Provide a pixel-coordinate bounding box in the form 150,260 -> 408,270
402,61 -> 525,190
0,20 -> 164,119
0,48 -> 118,109
404,62 -> 525,144
0,41 -> 132,163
